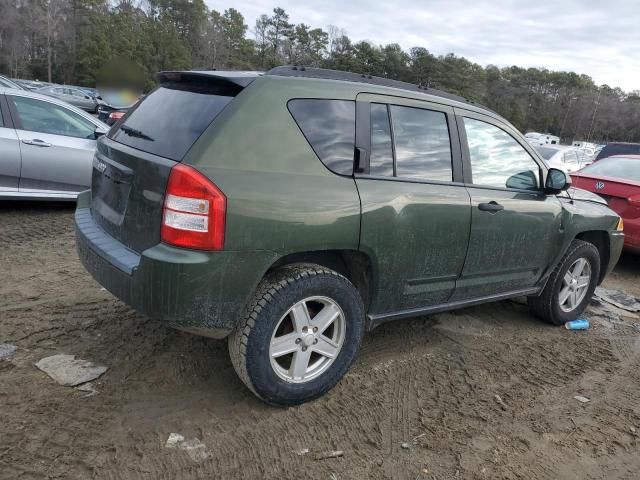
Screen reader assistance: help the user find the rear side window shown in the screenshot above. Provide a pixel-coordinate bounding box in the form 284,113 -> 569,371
370,103 -> 394,176
288,99 -> 355,175
111,86 -> 234,161
390,106 -> 452,181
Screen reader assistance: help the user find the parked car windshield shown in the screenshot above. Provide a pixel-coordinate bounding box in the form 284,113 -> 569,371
110,86 -> 233,161
535,146 -> 559,160
0,75 -> 23,89
579,157 -> 640,182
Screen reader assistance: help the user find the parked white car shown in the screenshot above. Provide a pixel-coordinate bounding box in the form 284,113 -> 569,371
534,145 -> 590,173
525,132 -> 560,146
0,87 -> 109,200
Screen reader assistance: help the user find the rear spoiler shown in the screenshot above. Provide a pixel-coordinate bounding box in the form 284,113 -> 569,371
155,70 -> 262,95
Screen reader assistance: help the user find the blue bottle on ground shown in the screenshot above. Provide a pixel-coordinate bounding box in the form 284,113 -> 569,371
565,319 -> 590,330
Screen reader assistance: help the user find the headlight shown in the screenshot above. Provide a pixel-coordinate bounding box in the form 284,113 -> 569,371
616,218 -> 624,231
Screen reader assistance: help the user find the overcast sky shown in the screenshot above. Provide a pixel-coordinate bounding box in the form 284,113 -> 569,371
210,0 -> 640,92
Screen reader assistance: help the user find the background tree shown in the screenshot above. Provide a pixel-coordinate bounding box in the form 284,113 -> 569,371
1,3 -> 639,143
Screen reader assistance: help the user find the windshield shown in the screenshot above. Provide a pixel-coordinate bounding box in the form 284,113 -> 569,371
0,76 -> 22,90
579,157 -> 640,182
535,146 -> 558,160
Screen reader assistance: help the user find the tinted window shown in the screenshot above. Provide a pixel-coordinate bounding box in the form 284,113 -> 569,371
11,96 -> 95,138
390,105 -> 452,181
464,118 -> 540,190
580,157 -> 640,182
111,86 -> 233,161
288,99 -> 355,175
0,103 -> 3,127
370,103 -> 393,176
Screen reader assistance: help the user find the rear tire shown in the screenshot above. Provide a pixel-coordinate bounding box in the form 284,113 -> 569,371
228,263 -> 365,406
528,239 -> 600,325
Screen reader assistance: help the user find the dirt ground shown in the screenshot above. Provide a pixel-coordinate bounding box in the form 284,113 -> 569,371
1,202 -> 639,480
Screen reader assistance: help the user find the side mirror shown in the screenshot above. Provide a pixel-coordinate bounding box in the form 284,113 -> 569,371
94,127 -> 107,139
545,167 -> 571,194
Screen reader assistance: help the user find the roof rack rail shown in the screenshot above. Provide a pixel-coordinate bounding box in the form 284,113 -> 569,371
266,65 -> 474,105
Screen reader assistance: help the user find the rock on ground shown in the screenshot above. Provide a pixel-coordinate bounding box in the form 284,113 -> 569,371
35,354 -> 108,387
165,433 -> 210,462
0,344 -> 17,358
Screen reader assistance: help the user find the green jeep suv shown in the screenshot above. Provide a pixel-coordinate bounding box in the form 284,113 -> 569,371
75,67 -> 624,405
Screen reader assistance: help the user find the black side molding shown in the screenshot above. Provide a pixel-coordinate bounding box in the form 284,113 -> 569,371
367,287 -> 540,330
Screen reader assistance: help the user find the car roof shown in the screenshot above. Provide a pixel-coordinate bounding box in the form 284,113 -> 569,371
0,87 -> 108,128
604,154 -> 640,160
159,66 -> 506,122
535,144 -> 568,151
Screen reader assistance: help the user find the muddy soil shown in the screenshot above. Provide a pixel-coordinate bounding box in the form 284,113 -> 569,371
1,202 -> 639,480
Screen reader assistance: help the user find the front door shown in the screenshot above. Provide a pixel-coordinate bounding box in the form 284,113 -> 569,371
355,94 -> 471,315
8,94 -> 97,194
451,111 -> 563,300
0,95 -> 21,192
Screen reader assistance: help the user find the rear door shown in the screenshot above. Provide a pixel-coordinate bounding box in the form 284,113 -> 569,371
355,93 -> 471,314
0,94 -> 21,192
451,111 -> 563,300
7,94 -> 98,194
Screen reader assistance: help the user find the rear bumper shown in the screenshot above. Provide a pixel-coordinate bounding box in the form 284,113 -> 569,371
74,190 -> 277,338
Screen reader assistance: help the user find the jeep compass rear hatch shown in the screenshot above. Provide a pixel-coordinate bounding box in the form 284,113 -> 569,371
90,71 -> 257,254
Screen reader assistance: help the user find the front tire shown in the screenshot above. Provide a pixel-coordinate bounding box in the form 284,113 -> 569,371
229,263 -> 365,406
528,239 -> 600,325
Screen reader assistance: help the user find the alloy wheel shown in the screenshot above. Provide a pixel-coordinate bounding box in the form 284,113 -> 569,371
269,296 -> 346,383
559,257 -> 592,312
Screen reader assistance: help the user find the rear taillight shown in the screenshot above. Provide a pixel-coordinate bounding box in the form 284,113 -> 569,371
161,164 -> 226,250
109,111 -> 125,121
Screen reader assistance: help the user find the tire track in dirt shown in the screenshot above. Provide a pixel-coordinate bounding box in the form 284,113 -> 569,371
2,205 -> 640,479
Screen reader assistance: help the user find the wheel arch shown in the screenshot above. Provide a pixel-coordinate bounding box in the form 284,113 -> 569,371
575,230 -> 610,284
267,250 -> 374,314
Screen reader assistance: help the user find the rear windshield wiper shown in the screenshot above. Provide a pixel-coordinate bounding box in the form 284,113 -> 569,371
119,125 -> 155,142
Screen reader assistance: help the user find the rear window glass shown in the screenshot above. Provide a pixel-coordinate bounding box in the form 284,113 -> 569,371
110,86 -> 233,161
580,157 -> 640,182
288,99 -> 355,175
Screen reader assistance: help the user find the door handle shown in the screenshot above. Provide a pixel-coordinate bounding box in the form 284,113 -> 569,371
22,139 -> 52,147
478,201 -> 504,213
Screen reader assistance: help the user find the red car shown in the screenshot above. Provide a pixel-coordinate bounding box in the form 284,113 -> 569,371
571,155 -> 640,253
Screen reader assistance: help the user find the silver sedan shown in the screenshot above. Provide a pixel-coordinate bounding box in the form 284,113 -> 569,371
0,87 -> 109,201
35,85 -> 98,113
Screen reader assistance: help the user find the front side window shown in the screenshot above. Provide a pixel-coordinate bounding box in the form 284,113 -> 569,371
288,99 -> 355,175
464,117 -> 540,190
563,150 -> 579,165
11,96 -> 95,139
389,105 -> 452,181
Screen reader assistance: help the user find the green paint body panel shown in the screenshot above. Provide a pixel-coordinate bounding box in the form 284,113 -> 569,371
74,72 -> 625,338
